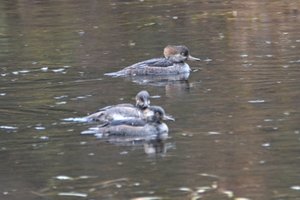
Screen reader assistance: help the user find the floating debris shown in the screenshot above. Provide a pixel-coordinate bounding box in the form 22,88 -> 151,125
259,160 -> 266,164
264,119 -> 273,122
128,40 -> 136,46
63,117 -> 90,123
12,70 -> 30,75
203,58 -> 212,62
35,126 -> 46,130
262,143 -> 271,147
71,95 -> 92,100
289,59 -> 300,63
54,95 -> 68,100
55,175 -> 96,181
242,63 -> 252,67
55,175 -> 74,180
41,67 -> 48,72
77,30 -> 85,36
120,151 -> 128,155
198,173 -> 219,178
58,192 -> 87,197
73,96 -> 87,100
265,41 -> 272,44
55,101 -> 67,105
78,175 -> 96,179
291,185 -> 300,190
234,198 -> 250,200
208,131 -> 221,135
0,125 -> 18,130
219,33 -> 225,39
52,68 -> 65,73
133,182 -> 141,186
181,132 -> 194,137
283,111 -> 290,116
248,99 -> 266,103
39,136 -> 49,140
196,186 -> 212,193
137,22 -> 156,29
221,190 -> 234,198
131,197 -> 162,200
178,187 -> 192,192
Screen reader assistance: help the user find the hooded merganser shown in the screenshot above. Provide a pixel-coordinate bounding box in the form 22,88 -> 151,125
84,90 -> 151,122
105,45 -> 200,76
87,106 -> 170,138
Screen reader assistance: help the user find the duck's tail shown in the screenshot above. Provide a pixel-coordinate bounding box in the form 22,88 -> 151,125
84,111 -> 105,122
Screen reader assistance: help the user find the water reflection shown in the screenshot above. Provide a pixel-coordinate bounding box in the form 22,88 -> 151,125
81,127 -> 173,155
143,138 -> 173,155
126,72 -> 190,86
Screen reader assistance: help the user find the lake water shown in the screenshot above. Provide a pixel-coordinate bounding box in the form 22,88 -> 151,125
0,1 -> 300,200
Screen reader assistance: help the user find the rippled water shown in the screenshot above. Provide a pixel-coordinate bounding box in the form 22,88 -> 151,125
1,1 -> 300,200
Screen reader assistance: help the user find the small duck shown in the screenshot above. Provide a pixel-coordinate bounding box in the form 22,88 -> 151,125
90,106 -> 170,139
105,45 -> 200,76
84,90 -> 151,122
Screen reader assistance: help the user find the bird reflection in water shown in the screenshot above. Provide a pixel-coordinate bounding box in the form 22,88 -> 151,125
123,72 -> 192,97
83,131 -> 174,155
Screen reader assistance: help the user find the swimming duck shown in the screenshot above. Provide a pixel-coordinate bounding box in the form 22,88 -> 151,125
105,45 -> 200,76
91,106 -> 170,138
84,90 -> 151,122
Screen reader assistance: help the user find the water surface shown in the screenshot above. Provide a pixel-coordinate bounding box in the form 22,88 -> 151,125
0,0 -> 300,199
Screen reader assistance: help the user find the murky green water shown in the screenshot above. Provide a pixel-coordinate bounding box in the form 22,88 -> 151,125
1,1 -> 300,199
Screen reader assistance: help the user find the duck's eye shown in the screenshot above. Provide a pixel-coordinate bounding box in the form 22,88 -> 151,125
181,51 -> 188,57
155,112 -> 160,118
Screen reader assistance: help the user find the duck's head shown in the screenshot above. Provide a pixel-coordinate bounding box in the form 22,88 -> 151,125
163,45 -> 201,63
147,106 -> 175,123
135,90 -> 151,109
